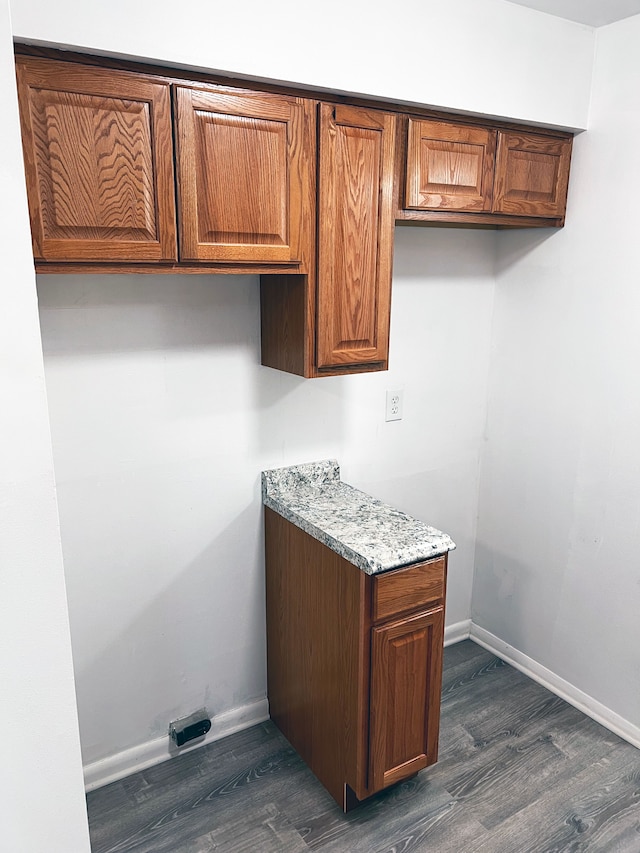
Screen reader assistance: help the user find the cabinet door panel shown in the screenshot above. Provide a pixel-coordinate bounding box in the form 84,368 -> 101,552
316,104 -> 396,369
175,86 -> 313,263
405,119 -> 496,212
16,57 -> 177,262
369,607 -> 444,792
493,131 -> 571,218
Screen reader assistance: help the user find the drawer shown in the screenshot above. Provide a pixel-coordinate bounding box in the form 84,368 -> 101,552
372,556 -> 445,622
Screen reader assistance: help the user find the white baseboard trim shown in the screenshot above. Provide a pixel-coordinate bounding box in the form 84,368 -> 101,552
469,623 -> 640,751
85,622 -> 639,791
84,697 -> 270,792
444,619 -> 471,647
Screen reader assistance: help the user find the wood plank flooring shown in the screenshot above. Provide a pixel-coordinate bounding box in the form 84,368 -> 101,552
86,641 -> 640,852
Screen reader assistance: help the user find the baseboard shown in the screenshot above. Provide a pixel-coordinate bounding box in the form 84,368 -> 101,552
444,619 -> 471,647
470,623 -> 640,750
85,621 -> 638,791
83,698 -> 270,792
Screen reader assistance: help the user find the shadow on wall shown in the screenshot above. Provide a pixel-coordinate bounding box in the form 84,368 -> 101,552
494,227 -> 561,276
35,229 -> 554,360
394,221 -> 560,281
36,273 -> 262,355
471,540 -> 563,656
36,271 -> 353,446
393,224 -> 500,279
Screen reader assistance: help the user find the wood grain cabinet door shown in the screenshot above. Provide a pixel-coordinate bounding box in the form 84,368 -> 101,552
15,57 -> 177,262
493,131 -> 571,218
316,104 -> 396,370
369,606 -> 444,793
174,85 -> 314,264
405,119 -> 496,212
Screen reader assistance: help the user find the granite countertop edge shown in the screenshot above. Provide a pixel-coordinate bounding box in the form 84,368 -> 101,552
262,460 -> 456,576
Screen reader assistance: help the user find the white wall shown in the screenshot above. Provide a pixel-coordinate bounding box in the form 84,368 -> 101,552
37,225 -> 495,768
8,0 -> 628,802
10,0 -> 594,129
13,0 -> 576,779
474,14 -> 640,733
0,1 -> 90,849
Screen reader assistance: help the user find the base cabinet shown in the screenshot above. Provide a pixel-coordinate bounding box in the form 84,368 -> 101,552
264,507 -> 447,811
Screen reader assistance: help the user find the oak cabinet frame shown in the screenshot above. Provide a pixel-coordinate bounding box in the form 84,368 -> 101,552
16,56 -> 178,262
398,116 -> 572,228
264,507 -> 447,811
173,84 -> 314,265
15,47 -> 575,379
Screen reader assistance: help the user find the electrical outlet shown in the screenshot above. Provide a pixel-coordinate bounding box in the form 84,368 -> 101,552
169,709 -> 211,747
385,389 -> 403,422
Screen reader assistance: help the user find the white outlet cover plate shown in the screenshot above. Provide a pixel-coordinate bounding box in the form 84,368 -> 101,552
385,388 -> 404,422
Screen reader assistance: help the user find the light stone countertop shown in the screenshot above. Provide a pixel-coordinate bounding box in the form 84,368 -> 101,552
262,459 -> 455,575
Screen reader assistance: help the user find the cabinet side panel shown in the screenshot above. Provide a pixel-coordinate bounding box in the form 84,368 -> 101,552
265,507 -> 312,752
260,273 -> 311,377
264,509 -> 368,806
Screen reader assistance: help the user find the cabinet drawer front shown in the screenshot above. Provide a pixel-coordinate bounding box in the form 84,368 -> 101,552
372,557 -> 445,622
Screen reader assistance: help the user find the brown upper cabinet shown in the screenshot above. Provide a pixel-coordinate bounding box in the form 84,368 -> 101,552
15,55 -> 314,272
15,56 -> 178,262
173,84 -> 314,265
492,130 -> 572,218
316,104 -> 396,371
15,49 -> 575,378
400,117 -> 572,227
260,104 -> 397,377
405,119 -> 497,213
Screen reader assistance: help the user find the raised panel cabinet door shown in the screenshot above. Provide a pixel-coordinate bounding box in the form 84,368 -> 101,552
15,57 -> 177,262
369,606 -> 444,793
405,119 -> 496,212
316,104 -> 396,370
174,85 -> 314,264
493,131 -> 572,218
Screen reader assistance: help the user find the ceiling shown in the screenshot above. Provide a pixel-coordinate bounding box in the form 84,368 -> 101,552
505,0 -> 640,26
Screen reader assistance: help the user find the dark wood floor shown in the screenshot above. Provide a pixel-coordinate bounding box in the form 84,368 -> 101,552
86,640 -> 640,852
